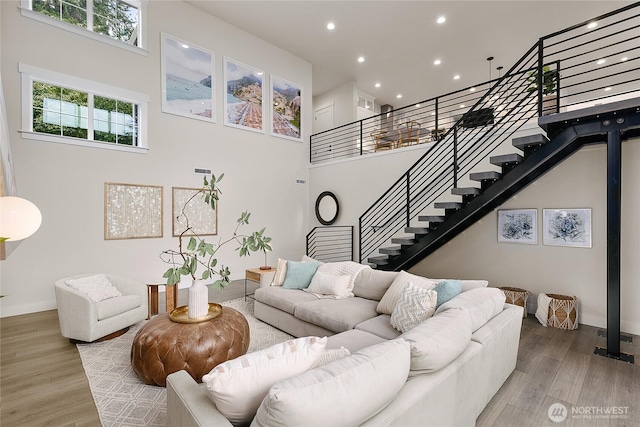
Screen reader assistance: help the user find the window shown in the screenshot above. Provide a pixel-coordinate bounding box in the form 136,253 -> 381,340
21,0 -> 145,53
21,64 -> 148,153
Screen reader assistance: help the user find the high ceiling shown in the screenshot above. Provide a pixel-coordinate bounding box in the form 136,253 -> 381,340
186,1 -> 633,108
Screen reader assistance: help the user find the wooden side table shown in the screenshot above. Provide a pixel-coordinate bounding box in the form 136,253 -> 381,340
244,267 -> 276,300
147,283 -> 179,319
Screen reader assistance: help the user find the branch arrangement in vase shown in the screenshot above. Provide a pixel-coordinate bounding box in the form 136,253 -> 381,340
160,173 -> 272,291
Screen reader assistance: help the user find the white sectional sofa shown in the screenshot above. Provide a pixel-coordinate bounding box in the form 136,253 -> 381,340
167,265 -> 523,426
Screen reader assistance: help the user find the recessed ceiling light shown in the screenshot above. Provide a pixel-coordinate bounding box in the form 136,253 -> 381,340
621,57 -> 629,62
181,44 -> 189,49
358,56 -> 365,63
374,83 -> 381,88
397,94 -> 403,99
437,16 -> 446,24
460,104 -> 465,108
257,72 -> 264,76
327,22 -> 335,30
434,59 -> 441,65
587,22 -> 597,29
604,87 -> 612,91
470,87 -> 476,92
596,59 -> 606,65
415,103 -> 421,108
431,112 -> 435,115
453,75 -> 460,80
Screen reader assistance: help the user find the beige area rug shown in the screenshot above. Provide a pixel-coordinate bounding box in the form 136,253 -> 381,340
77,298 -> 293,427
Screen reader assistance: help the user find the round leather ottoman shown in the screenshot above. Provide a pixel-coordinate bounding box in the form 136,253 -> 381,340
131,306 -> 249,386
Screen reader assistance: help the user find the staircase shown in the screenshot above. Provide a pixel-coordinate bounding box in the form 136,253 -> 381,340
368,99 -> 640,270
357,3 -> 639,269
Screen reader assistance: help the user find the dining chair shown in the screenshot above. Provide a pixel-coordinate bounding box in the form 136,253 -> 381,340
370,130 -> 394,152
396,121 -> 421,148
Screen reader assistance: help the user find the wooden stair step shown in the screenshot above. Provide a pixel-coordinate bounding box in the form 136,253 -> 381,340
379,246 -> 402,256
434,202 -> 463,210
367,255 -> 389,266
490,153 -> 524,167
512,134 -> 550,150
470,171 -> 502,181
418,215 -> 446,223
391,237 -> 415,246
405,227 -> 430,235
451,187 -> 480,196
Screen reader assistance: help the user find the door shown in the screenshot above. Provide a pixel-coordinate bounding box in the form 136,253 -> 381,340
313,103 -> 334,134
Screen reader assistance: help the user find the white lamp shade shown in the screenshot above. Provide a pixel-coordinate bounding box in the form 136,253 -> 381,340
0,196 -> 42,241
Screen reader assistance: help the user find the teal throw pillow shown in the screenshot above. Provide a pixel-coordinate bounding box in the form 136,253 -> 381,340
434,279 -> 462,309
282,261 -> 320,290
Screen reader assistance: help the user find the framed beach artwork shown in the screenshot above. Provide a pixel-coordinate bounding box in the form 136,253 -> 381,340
161,33 -> 215,123
271,75 -> 302,141
543,208 -> 592,248
497,209 -> 537,244
224,57 -> 265,133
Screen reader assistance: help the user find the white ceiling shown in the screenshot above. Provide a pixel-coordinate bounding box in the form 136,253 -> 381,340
185,1 -> 632,108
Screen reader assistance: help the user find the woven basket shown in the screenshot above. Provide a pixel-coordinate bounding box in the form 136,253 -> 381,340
547,293 -> 578,330
499,287 -> 530,318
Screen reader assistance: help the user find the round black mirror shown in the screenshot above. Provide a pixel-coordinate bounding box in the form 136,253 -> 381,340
315,191 -> 339,225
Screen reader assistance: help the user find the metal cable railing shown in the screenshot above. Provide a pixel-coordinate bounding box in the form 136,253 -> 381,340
356,3 -> 639,264
306,226 -> 354,263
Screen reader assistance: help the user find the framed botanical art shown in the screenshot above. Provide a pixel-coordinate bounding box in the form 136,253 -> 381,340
104,183 -> 163,240
497,209 -> 537,244
161,33 -> 215,123
172,187 -> 217,237
543,208 -> 592,248
223,57 -> 265,133
271,75 -> 302,141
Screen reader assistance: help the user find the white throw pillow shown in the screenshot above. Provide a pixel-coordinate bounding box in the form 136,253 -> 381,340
251,339 -> 410,427
434,287 -> 506,332
306,271 -> 352,298
401,307 -> 473,373
313,347 -> 351,367
270,258 -> 288,286
390,282 -> 438,332
377,271 -> 439,315
65,274 -> 122,302
202,336 -> 327,424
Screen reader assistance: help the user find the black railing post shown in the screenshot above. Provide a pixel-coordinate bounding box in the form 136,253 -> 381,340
453,125 -> 458,188
360,120 -> 364,156
406,172 -> 411,227
434,97 -> 439,140
358,218 -> 363,264
537,40 -> 544,117
555,59 -> 561,114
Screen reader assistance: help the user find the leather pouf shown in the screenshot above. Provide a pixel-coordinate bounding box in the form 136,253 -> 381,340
131,307 -> 250,386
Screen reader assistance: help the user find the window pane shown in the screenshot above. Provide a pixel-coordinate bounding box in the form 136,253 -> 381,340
33,0 -> 87,28
94,95 -> 137,145
93,0 -> 138,44
32,82 -> 88,138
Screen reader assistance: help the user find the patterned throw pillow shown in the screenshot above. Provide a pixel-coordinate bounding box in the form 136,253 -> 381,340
390,282 -> 438,333
377,271 -> 439,315
65,274 -> 122,302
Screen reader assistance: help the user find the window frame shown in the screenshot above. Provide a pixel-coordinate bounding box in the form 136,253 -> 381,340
19,0 -> 148,55
20,63 -> 149,154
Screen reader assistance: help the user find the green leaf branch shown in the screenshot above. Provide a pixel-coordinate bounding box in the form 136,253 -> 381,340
159,174 -> 272,291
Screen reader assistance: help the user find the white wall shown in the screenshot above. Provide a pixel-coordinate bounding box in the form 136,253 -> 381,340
313,81 -> 357,129
411,138 -> 640,335
0,0 -> 312,317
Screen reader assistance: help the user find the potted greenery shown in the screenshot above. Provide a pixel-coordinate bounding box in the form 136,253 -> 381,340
527,65 -> 559,115
160,173 -> 271,318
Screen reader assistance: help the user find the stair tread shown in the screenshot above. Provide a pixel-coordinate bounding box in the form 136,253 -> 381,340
391,237 -> 415,245
451,187 -> 480,196
418,215 -> 446,222
368,256 -> 389,265
405,227 -> 430,234
512,134 -> 550,149
469,171 -> 501,180
490,153 -> 524,165
434,202 -> 463,209
380,246 -> 402,255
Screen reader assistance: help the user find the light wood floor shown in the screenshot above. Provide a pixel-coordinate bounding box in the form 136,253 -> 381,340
1,281 -> 638,427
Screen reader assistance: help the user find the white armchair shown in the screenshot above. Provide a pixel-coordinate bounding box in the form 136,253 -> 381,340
54,274 -> 148,342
